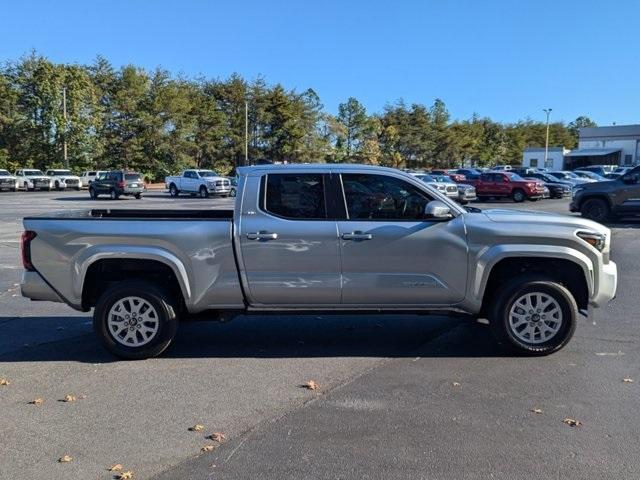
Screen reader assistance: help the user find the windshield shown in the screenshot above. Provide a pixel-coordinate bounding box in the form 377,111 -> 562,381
431,175 -> 452,183
506,173 -> 525,181
24,170 -> 44,176
198,170 -> 219,177
0,170 -> 10,176
415,174 -> 435,182
51,170 -> 72,176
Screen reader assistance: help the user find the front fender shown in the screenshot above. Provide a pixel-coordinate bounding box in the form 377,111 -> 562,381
73,245 -> 192,305
472,244 -> 594,304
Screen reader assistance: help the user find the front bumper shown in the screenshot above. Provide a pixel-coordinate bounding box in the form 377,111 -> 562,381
20,271 -> 63,303
207,185 -> 231,194
569,200 -> 580,212
590,260 -> 618,308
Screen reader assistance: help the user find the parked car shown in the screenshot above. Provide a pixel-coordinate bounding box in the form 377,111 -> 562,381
454,168 -> 483,178
15,169 -> 53,191
491,165 -> 513,171
412,174 -> 459,200
0,169 -> 19,192
89,170 -> 145,200
432,174 -> 477,204
227,177 -> 238,197
430,170 -> 466,182
45,169 -> 82,190
20,164 -> 617,359
570,165 -> 640,222
522,176 -> 572,199
165,170 -> 231,198
572,170 -> 607,182
80,170 -> 108,188
469,172 -> 546,202
575,165 -> 617,176
547,171 -> 592,185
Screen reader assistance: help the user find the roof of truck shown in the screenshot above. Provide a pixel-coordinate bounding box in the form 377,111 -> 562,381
237,163 -> 402,176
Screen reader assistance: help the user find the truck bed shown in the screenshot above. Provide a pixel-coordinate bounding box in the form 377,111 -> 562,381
25,208 -> 234,220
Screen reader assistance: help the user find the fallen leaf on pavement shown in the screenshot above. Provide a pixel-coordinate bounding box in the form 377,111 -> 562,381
108,464 -> 123,471
29,398 -> 44,406
623,378 -> 634,383
62,394 -> 77,403
189,424 -> 204,432
201,445 -> 215,452
0,378 -> 10,386
208,432 -> 226,442
530,408 -> 543,414
303,380 -> 318,390
117,471 -> 134,479
58,455 -> 73,463
563,418 -> 582,427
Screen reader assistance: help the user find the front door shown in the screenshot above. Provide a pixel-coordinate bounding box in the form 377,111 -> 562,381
616,168 -> 640,214
337,172 -> 468,306
238,171 -> 341,306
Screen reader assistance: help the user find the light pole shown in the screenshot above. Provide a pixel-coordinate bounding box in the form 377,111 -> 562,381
244,100 -> 249,166
62,87 -> 69,169
543,108 -> 552,168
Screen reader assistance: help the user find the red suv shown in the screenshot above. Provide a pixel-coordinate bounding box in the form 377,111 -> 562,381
473,172 -> 545,202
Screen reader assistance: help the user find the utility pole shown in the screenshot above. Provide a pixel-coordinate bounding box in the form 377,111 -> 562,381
62,87 -> 69,169
543,108 -> 552,169
244,100 -> 249,166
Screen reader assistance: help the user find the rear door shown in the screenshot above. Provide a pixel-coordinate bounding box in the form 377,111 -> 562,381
238,171 -> 341,305
336,171 -> 468,306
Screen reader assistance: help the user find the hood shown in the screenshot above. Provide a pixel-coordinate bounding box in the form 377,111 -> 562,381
0,174 -> 16,180
482,208 -> 608,234
575,179 -> 618,190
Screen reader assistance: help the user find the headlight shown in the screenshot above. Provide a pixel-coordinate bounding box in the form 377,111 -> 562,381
577,231 -> 606,251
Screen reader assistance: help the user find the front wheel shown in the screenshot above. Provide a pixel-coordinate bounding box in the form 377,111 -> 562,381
580,198 -> 610,223
199,186 -> 209,198
93,281 -> 179,359
134,193 -> 142,199
229,189 -> 237,198
512,189 -> 526,202
489,277 -> 577,355
89,187 -> 98,199
169,184 -> 179,197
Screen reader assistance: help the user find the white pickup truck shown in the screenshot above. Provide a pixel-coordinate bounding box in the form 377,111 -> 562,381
165,169 -> 231,198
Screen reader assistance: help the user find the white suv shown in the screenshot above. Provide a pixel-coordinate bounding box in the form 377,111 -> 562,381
45,169 -> 82,190
15,169 -> 53,191
79,170 -> 107,188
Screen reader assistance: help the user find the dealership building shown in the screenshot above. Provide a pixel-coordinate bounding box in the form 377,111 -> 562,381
565,124 -> 640,169
522,124 -> 640,170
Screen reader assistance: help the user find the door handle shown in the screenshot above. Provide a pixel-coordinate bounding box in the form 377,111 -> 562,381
246,231 -> 278,241
342,232 -> 373,241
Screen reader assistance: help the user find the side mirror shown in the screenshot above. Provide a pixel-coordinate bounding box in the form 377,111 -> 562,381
424,200 -> 452,220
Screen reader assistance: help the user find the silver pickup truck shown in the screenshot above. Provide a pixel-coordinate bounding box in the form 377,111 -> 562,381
21,164 -> 617,359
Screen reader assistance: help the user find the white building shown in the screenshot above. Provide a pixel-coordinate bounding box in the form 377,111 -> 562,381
522,147 -> 568,171
565,124 -> 640,169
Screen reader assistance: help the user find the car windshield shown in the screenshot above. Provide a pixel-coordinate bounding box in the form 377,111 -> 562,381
51,170 -> 72,176
415,174 -> 435,182
431,175 -> 452,183
0,170 -> 10,176
198,170 -> 219,177
506,173 -> 525,181
24,170 -> 44,176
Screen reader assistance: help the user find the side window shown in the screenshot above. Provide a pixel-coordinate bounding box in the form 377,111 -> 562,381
341,174 -> 432,221
263,174 -> 326,220
109,172 -> 120,182
97,172 -> 107,181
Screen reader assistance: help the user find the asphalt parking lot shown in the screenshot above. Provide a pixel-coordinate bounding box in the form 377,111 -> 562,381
1,191 -> 639,480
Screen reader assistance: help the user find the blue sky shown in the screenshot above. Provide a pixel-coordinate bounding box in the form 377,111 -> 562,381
2,0 -> 638,125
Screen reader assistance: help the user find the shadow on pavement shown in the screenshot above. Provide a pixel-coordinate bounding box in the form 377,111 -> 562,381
0,314 -> 513,363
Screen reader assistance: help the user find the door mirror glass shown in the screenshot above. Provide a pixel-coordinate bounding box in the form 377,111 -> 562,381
424,200 -> 452,220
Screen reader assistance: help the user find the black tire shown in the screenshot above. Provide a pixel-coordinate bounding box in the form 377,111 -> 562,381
580,198 -> 610,223
199,186 -> 209,198
10,187 -> 16,192
55,181 -> 62,191
489,276 -> 577,356
93,281 -> 180,359
169,183 -> 179,197
512,189 -> 526,203
229,189 -> 237,198
134,193 -> 142,199
75,187 -> 81,191
89,187 -> 98,199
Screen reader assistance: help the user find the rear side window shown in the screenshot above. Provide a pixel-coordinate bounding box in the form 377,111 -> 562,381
341,174 -> 432,221
263,174 -> 326,219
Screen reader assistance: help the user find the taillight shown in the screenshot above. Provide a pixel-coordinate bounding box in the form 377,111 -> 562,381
117,181 -> 125,188
21,231 -> 37,271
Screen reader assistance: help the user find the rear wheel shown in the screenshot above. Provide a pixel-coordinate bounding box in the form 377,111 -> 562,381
489,277 -> 577,355
94,281 -> 179,359
199,186 -> 209,198
512,189 -> 526,202
134,193 -> 142,200
169,184 -> 179,197
581,198 -> 610,223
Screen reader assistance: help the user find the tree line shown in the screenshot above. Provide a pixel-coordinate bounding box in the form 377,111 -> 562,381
0,53 -> 596,180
